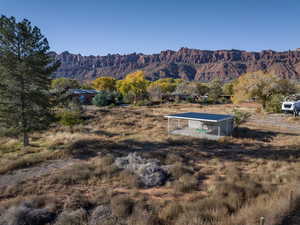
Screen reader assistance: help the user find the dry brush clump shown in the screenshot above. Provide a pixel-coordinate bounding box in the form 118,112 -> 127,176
111,195 -> 134,218
173,173 -> 198,193
0,195 -> 59,225
49,155 -> 119,186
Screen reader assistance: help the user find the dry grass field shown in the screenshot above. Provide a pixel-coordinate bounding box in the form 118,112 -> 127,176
0,103 -> 300,225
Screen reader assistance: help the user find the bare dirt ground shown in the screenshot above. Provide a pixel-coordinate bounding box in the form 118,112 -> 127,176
0,159 -> 78,188
248,113 -> 300,132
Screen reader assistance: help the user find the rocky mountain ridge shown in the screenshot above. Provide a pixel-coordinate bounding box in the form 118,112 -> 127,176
51,48 -> 300,81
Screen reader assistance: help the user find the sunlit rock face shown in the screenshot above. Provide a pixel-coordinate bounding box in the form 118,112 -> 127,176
50,48 -> 300,81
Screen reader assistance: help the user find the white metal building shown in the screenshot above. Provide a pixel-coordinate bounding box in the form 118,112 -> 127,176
165,112 -> 234,140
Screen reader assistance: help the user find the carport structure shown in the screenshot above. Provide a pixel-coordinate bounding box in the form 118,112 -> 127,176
165,112 -> 234,140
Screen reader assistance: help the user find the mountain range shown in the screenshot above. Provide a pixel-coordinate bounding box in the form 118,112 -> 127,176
51,48 -> 300,81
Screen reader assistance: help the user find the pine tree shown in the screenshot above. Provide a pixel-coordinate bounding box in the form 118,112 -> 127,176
0,15 -> 60,146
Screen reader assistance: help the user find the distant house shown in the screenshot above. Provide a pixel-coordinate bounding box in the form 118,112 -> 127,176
69,89 -> 99,104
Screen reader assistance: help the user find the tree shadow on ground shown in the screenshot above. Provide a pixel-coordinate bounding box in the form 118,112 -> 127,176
232,127 -> 299,142
65,129 -> 300,164
63,123 -> 300,163
92,130 -> 118,137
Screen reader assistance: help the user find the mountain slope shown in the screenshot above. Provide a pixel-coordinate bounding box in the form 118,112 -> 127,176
51,48 -> 300,81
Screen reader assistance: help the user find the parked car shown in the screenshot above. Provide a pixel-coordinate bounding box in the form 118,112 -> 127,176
282,94 -> 300,115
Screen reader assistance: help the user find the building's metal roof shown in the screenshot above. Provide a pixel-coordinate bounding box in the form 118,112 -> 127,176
69,89 -> 99,94
165,112 -> 234,122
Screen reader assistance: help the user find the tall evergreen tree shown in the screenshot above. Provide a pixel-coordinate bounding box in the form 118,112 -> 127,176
0,15 -> 60,146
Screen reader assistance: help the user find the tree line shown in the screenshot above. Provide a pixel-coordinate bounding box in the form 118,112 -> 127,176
51,70 -> 299,112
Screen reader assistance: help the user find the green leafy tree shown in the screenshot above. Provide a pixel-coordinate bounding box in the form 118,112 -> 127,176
92,91 -> 121,107
232,109 -> 251,128
80,82 -> 93,90
0,16 -> 60,146
172,81 -> 209,103
208,79 -> 223,103
147,84 -> 164,102
150,78 -> 181,93
222,81 -> 235,96
147,78 -> 183,102
232,71 -> 296,109
51,77 -> 80,90
265,94 -> 285,113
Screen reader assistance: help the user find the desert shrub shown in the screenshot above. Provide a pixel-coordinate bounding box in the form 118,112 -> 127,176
93,156 -> 119,179
265,94 -> 284,113
219,96 -> 231,104
175,198 -> 226,225
118,170 -> 141,188
54,209 -> 87,225
89,205 -> 117,225
91,189 -> 112,206
165,153 -> 184,164
51,164 -> 93,185
174,174 -> 198,193
63,138 -> 100,158
255,105 -> 263,113
168,162 -> 192,180
58,111 -> 83,129
0,201 -> 56,225
134,99 -> 152,106
94,163 -> 119,178
128,199 -> 162,225
92,91 -> 122,107
159,202 -> 183,223
128,213 -> 161,225
93,155 -> 115,167
64,192 -> 92,210
111,196 -> 134,218
211,172 -> 266,214
232,109 -> 251,128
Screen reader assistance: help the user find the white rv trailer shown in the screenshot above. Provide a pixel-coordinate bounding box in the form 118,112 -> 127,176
281,94 -> 300,115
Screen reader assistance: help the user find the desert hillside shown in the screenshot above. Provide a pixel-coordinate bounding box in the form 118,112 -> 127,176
52,48 -> 300,81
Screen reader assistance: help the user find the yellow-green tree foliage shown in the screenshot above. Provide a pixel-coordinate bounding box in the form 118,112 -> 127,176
51,77 -> 80,90
149,78 -> 182,93
92,76 -> 117,91
232,71 -> 296,108
116,70 -> 149,102
222,81 -> 236,96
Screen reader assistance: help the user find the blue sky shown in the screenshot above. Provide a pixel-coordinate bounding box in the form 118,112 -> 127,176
1,0 -> 300,55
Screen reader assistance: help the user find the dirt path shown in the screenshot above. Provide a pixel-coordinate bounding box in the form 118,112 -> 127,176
0,159 -> 78,188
